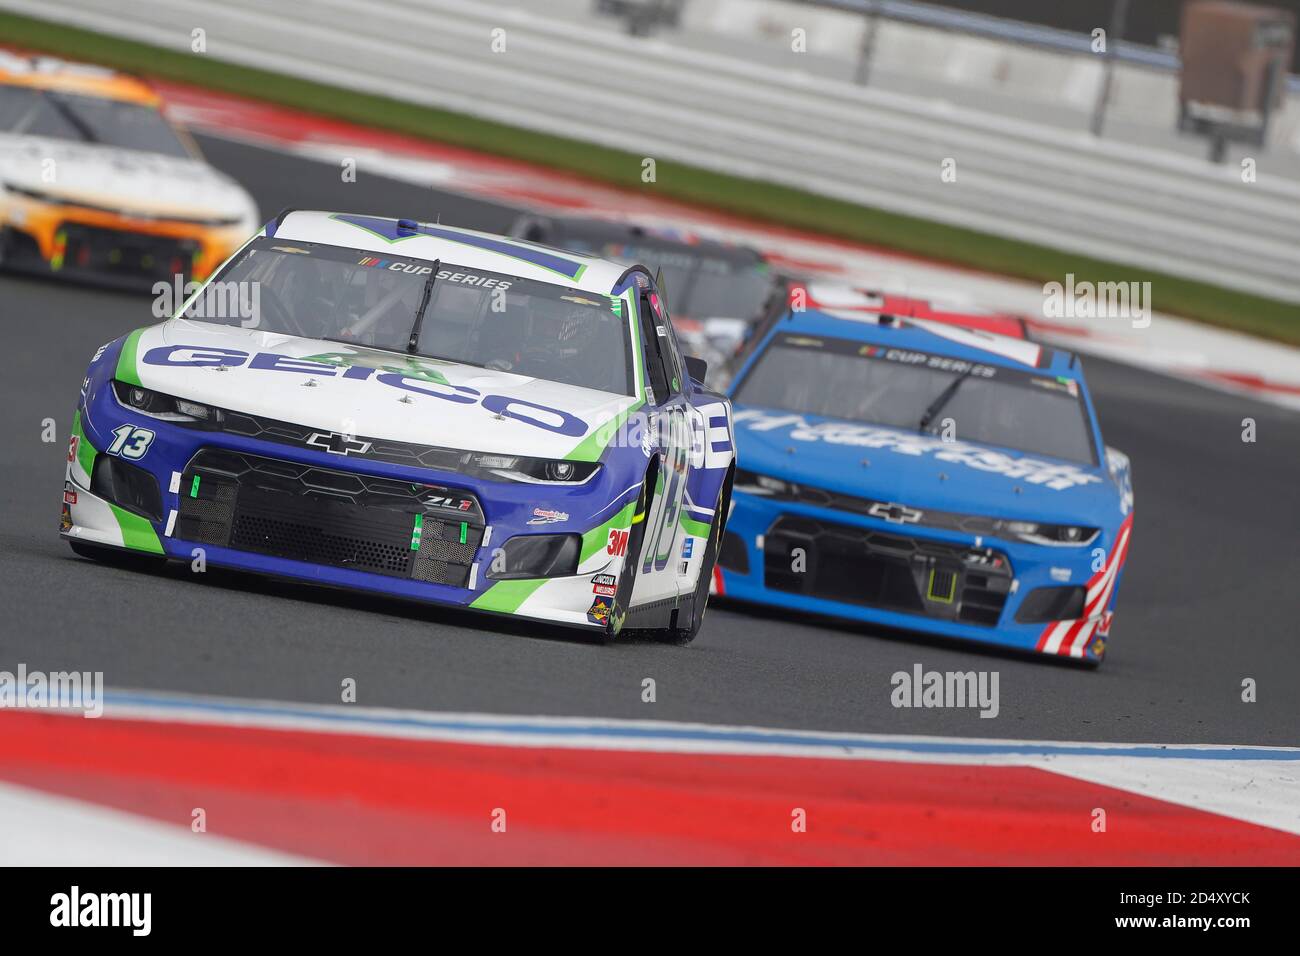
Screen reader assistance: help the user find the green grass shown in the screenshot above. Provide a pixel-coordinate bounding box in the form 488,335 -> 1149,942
4,10 -> 1297,343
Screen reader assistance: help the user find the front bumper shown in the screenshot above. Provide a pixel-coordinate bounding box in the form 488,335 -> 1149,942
2,193 -> 245,286
62,374 -> 641,633
716,489 -> 1129,662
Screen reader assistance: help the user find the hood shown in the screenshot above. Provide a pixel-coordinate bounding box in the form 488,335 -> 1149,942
0,135 -> 256,223
733,406 -> 1118,524
129,321 -> 638,460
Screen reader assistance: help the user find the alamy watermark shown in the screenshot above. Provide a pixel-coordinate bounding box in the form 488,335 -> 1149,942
1042,273 -> 1151,329
891,664 -> 999,718
0,664 -> 103,718
152,275 -> 261,326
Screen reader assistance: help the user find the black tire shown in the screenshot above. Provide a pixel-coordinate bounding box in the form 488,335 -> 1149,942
652,469 -> 731,646
68,538 -> 166,570
608,472 -> 653,638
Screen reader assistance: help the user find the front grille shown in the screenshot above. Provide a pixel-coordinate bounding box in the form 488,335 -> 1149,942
763,515 -> 1012,627
175,449 -> 483,587
219,410 -> 469,472
735,468 -> 999,537
58,222 -> 198,281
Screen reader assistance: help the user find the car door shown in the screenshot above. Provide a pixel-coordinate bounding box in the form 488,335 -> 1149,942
631,285 -> 692,607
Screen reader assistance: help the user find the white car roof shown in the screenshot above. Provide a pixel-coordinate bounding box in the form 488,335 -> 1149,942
274,211 -> 633,294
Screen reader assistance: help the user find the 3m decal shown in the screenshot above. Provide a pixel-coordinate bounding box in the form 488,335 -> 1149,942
607,529 -> 629,557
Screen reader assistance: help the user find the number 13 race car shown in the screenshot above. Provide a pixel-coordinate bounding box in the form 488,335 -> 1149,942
62,211 -> 735,643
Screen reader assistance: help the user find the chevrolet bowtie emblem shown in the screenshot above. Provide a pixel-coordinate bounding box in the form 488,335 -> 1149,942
306,432 -> 372,456
868,502 -> 922,524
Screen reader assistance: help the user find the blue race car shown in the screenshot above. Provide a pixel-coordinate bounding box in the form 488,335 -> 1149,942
713,306 -> 1134,664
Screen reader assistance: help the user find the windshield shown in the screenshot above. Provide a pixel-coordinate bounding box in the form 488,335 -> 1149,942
735,333 -> 1097,464
188,239 -> 634,395
0,85 -> 191,157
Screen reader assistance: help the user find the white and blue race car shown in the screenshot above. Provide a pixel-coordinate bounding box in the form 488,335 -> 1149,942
714,306 -> 1134,665
62,211 -> 735,643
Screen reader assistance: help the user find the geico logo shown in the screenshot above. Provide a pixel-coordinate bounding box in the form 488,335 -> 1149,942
140,345 -> 587,437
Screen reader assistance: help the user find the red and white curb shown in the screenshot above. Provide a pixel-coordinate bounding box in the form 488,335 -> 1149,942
2,691 -> 1298,865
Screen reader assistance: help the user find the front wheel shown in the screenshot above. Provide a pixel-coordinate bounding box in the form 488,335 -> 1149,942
652,471 -> 730,646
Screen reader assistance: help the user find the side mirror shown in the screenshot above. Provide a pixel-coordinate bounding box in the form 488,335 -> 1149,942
684,355 -> 708,386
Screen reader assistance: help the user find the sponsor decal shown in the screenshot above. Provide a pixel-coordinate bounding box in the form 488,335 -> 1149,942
305,431 -> 372,456
867,502 -> 922,524
874,348 -> 998,378
734,410 -> 1102,491
66,435 -> 79,464
593,583 -> 617,597
423,493 -> 475,512
358,256 -> 432,276
437,269 -> 511,291
591,573 -> 616,589
301,352 -> 451,385
1030,375 -> 1080,397
607,528 -> 629,557
587,595 -> 613,627
142,345 -> 588,437
1050,566 -> 1072,582
682,538 -> 694,558
528,507 -> 570,526
63,486 -> 77,506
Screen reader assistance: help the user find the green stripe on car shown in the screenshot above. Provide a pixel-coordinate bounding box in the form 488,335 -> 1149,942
470,578 -> 547,614
108,504 -> 164,554
580,501 -> 634,566
564,398 -> 644,463
679,514 -> 711,539
115,328 -> 146,387
71,409 -> 96,478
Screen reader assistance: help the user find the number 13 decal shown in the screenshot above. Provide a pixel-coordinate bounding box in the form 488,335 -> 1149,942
107,424 -> 155,460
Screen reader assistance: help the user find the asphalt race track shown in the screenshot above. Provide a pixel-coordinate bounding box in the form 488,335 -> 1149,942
2,134 -> 1297,746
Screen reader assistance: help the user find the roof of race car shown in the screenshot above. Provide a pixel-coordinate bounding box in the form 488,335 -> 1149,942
524,215 -> 767,264
271,211 -> 637,295
0,53 -> 160,106
772,306 -> 1078,378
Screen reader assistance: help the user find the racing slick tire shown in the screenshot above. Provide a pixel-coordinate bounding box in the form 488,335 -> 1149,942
612,465 -> 731,646
608,470 -> 653,640
653,468 -> 731,645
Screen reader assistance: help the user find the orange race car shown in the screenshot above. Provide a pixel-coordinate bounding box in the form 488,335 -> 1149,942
0,52 -> 258,287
